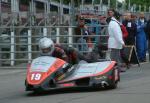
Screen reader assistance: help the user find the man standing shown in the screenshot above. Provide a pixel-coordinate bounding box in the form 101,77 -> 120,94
107,9 -> 126,72
136,12 -> 147,62
106,9 -> 115,24
146,16 -> 150,62
122,12 -> 137,45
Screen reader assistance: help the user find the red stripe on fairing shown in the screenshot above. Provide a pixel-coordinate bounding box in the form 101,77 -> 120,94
60,83 -> 75,87
26,58 -> 66,85
59,61 -> 116,83
27,63 -> 31,76
93,61 -> 116,76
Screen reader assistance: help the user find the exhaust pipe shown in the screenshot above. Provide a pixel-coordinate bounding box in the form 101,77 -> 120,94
101,81 -> 109,87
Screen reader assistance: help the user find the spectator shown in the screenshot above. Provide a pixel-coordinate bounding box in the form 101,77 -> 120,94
146,16 -> 150,62
136,12 -> 147,62
106,8 -> 115,24
122,12 -> 137,45
107,9 -> 126,72
75,16 -> 89,52
131,14 -> 137,23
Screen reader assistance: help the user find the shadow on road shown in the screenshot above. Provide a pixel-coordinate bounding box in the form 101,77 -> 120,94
25,87 -> 111,97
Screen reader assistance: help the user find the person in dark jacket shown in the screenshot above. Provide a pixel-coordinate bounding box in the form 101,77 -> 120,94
146,17 -> 150,62
122,12 -> 137,45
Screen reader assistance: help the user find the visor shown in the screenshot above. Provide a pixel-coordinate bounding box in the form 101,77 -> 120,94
42,48 -> 51,53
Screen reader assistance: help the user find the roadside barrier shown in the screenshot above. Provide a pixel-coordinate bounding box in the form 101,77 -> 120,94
0,25 -> 108,68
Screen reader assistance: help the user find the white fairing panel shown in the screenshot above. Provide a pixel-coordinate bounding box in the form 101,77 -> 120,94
30,56 -> 57,72
64,61 -> 113,81
77,61 -> 112,73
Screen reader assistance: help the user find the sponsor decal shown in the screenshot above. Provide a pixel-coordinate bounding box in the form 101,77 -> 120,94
60,83 -> 75,87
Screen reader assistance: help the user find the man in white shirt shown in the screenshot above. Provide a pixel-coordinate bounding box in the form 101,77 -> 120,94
107,9 -> 126,72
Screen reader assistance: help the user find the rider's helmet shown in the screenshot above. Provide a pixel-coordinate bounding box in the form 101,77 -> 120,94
39,37 -> 54,55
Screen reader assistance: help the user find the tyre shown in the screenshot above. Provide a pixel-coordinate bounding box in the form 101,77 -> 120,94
109,81 -> 118,89
106,68 -> 119,89
33,89 -> 42,94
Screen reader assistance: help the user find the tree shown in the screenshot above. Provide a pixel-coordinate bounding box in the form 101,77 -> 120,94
20,0 -> 29,5
125,0 -> 150,11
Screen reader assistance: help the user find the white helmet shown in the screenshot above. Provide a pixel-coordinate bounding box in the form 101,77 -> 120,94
39,37 -> 54,55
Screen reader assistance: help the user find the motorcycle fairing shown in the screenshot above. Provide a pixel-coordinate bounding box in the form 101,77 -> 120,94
59,61 -> 116,83
27,56 -> 66,85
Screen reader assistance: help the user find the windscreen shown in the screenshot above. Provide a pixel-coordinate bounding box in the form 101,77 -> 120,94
30,56 -> 57,72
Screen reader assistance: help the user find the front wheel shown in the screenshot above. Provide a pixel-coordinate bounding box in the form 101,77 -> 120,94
33,89 -> 42,94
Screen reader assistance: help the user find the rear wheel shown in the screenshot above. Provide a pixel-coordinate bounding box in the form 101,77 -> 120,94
104,81 -> 118,89
107,68 -> 119,89
108,81 -> 118,89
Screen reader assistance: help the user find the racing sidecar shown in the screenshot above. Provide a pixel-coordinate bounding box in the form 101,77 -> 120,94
25,56 -> 120,92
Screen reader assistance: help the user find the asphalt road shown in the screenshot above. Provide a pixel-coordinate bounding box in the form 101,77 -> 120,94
0,63 -> 150,103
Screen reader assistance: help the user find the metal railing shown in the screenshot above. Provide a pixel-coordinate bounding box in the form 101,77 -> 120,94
0,25 -> 109,68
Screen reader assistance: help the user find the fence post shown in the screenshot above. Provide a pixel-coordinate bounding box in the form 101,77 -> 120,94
56,27 -> 60,43
28,29 -> 32,63
10,31 -> 15,66
68,27 -> 73,47
43,28 -> 47,37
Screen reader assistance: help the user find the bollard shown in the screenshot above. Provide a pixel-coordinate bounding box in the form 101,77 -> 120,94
68,27 -> 73,47
43,28 -> 47,37
28,30 -> 32,63
56,27 -> 60,43
10,31 -> 15,66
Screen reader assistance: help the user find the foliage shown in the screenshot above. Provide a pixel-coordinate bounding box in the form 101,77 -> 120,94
128,0 -> 150,6
20,0 -> 29,5
125,0 -> 150,11
20,0 -> 150,11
